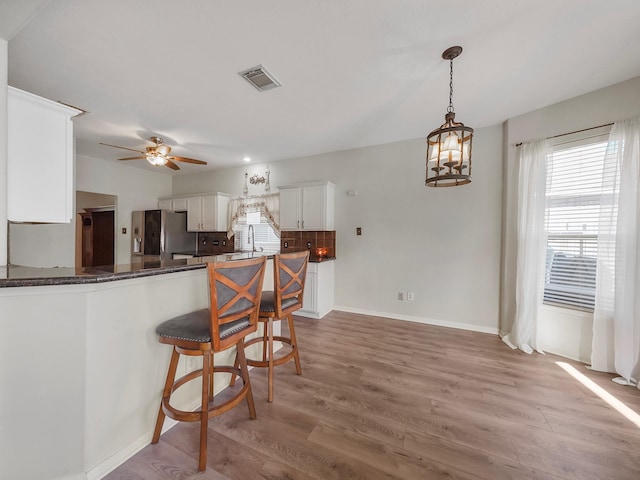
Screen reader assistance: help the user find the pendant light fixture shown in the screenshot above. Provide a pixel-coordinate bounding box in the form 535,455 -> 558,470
425,46 -> 473,187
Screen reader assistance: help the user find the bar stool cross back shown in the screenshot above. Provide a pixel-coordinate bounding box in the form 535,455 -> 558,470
151,256 -> 266,472
235,250 -> 309,402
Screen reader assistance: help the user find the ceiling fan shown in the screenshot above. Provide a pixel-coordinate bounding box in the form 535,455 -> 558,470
99,136 -> 207,170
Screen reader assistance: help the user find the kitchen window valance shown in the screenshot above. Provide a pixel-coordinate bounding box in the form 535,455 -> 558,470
227,193 -> 280,238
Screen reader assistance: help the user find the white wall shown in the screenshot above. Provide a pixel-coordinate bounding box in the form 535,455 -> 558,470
76,155 -> 172,265
9,156 -> 172,267
501,75 -> 640,362
0,39 -> 8,266
174,126 -> 504,333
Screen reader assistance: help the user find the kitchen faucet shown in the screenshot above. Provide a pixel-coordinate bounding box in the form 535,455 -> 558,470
248,224 -> 256,252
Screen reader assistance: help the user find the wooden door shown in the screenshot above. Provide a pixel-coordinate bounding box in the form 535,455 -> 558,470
91,210 -> 115,266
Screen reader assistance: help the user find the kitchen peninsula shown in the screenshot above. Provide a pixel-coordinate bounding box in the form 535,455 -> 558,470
0,252 -> 278,480
0,251 -> 274,286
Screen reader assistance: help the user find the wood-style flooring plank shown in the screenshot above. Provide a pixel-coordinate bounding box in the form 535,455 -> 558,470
105,311 -> 640,480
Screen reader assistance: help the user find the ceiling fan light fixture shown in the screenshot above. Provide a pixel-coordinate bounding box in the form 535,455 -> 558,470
156,144 -> 171,156
100,136 -> 208,170
147,154 -> 167,166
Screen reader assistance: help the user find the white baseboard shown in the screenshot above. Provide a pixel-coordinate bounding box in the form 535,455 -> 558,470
85,345 -> 284,479
52,426 -> 186,480
85,400 -> 200,480
332,305 -> 499,335
52,474 -> 86,480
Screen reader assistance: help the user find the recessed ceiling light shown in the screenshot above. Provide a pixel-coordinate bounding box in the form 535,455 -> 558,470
243,156 -> 251,162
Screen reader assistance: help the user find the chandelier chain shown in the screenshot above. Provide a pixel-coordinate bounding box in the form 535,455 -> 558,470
447,57 -> 455,114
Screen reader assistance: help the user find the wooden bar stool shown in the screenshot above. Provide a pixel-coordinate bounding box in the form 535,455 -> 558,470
234,251 -> 309,402
151,256 -> 266,472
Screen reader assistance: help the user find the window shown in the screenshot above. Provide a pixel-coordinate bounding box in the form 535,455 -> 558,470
233,211 -> 280,252
543,128 -> 611,311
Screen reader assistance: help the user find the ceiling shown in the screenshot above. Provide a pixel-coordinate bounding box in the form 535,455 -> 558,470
5,0 -> 640,175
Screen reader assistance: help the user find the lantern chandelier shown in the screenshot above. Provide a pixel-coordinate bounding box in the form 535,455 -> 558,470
425,46 -> 473,187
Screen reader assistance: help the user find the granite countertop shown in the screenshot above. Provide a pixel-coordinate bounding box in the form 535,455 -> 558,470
173,250 -> 336,263
0,251 -> 275,288
0,250 -> 336,288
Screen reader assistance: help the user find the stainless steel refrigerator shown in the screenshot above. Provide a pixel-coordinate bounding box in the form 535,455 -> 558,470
131,210 -> 196,262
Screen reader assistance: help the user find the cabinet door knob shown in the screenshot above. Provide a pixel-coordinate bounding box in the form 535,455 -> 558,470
302,220 -> 304,229
297,220 -> 300,228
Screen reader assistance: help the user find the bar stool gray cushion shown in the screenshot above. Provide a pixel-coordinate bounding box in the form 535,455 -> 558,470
156,308 -> 251,342
259,291 -> 299,313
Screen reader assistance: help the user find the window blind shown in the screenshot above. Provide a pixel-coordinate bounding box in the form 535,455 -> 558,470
233,211 -> 280,251
543,133 -> 611,311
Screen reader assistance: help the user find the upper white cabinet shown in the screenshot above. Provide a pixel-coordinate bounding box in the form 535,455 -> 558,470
172,197 -> 188,212
186,193 -> 229,232
279,181 -> 335,231
158,199 -> 172,211
7,87 -> 81,223
158,197 -> 187,211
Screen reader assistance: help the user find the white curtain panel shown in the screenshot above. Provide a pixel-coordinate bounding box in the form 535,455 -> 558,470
592,118 -> 640,387
502,140 -> 549,354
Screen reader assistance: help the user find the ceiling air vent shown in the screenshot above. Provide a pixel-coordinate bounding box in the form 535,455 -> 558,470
239,65 -> 281,92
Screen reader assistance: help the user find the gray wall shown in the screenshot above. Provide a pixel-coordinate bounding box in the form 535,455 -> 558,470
173,125 -> 504,333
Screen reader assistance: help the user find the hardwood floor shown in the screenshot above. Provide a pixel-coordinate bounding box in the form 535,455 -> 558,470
105,311 -> 640,479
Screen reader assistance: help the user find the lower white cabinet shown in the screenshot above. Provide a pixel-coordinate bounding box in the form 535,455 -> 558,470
299,260 -> 334,319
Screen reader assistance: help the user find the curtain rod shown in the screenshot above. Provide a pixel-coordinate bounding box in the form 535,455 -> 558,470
515,122 -> 614,147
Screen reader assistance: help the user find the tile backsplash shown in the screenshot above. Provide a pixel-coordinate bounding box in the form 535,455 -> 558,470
197,232 -> 235,255
280,231 -> 336,260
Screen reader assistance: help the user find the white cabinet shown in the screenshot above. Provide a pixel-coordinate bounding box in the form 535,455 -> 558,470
172,197 -> 188,212
158,197 -> 187,211
7,87 -> 81,223
186,193 -> 229,232
299,260 -> 334,319
279,182 -> 335,231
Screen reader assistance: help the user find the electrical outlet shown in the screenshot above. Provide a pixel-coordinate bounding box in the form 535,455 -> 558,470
407,292 -> 414,301
397,292 -> 404,301
284,241 -> 289,248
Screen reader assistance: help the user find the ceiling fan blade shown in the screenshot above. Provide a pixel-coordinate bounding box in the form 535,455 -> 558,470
165,160 -> 180,170
169,155 -> 208,165
118,156 -> 146,161
99,142 -> 145,154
